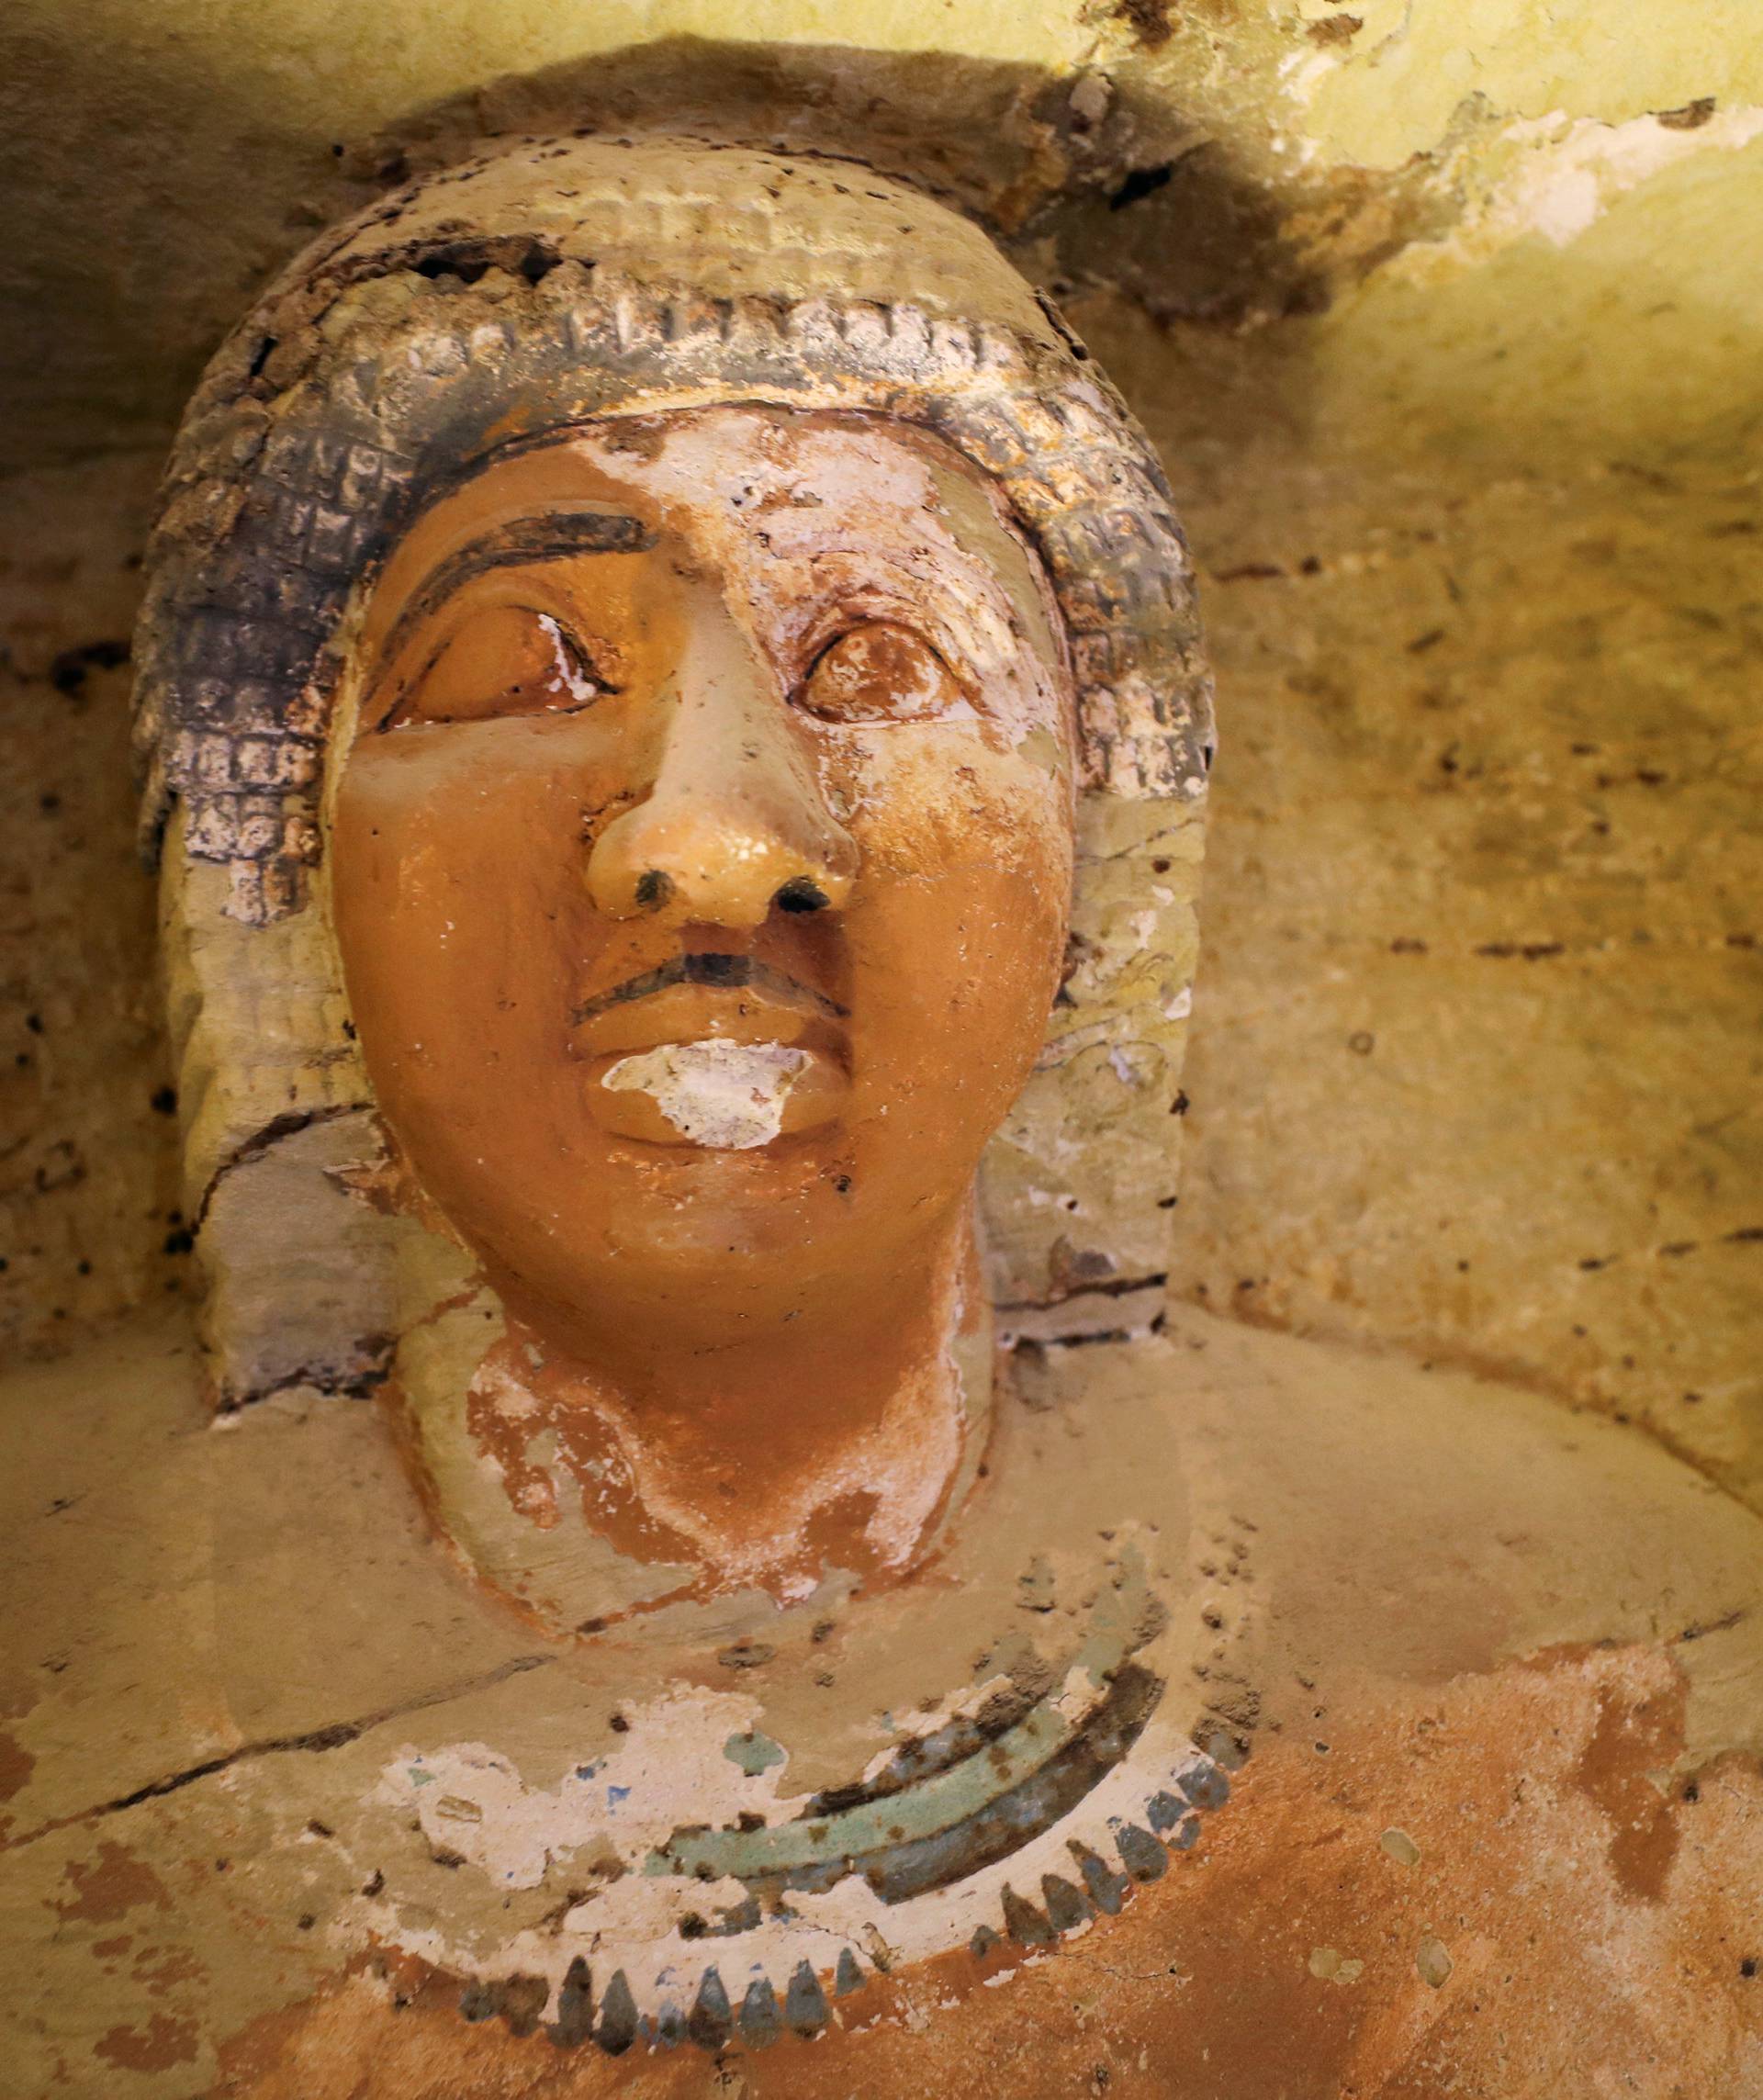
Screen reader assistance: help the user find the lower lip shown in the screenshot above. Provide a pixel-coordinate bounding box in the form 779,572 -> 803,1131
581,1039 -> 848,1151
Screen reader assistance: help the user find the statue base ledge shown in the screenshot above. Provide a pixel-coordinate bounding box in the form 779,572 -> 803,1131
4,1304 -> 1758,2097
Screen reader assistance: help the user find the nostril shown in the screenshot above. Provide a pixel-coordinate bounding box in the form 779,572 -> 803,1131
774,876 -> 830,915
634,870 -> 676,910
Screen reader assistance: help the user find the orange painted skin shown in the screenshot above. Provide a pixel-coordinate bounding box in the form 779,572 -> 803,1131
331,408 -> 1076,1599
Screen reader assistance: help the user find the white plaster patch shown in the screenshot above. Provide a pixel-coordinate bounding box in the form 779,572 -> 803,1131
379,1684 -> 778,1892
601,1039 -> 807,1149
1393,104 -> 1763,273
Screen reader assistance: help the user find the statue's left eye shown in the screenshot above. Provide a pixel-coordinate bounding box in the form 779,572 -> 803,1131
796,623 -> 965,724
379,607 -> 609,729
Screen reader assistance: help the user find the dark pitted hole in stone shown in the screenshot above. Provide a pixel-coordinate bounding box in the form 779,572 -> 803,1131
784,1960 -> 831,2036
834,1948 -> 865,1995
740,1978 -> 783,2048
1115,1824 -> 1167,1882
686,1969 -> 733,2050
1001,1885 -> 1055,1947
1108,163 -> 1174,212
1071,1841 -> 1130,1915
775,874 -> 831,914
594,1971 -> 638,2055
1040,1872 -> 1093,1934
547,1957 -> 593,2049
1177,1760 -> 1230,1811
50,638 -> 129,697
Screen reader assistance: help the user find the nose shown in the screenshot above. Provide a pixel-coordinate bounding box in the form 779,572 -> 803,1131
585,598 -> 858,927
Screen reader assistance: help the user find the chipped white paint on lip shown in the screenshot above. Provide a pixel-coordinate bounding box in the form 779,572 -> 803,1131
601,1039 -> 807,1149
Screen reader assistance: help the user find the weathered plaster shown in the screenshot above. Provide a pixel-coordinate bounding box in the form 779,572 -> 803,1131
3,1308 -> 1759,2092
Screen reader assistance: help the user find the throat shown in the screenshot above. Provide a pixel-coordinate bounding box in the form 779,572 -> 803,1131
387,1204 -> 994,1628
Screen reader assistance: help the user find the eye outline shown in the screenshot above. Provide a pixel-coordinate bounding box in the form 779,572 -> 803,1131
373,603 -> 621,734
792,618 -> 971,728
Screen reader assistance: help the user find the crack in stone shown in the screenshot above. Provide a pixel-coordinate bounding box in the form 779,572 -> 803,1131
192,1102 -> 368,1230
1000,1271 -> 1168,1313
1671,1604 -> 1749,1645
2,1653 -> 554,1853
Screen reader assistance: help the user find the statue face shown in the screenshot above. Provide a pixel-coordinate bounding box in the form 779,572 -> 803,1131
331,407 -> 1074,1352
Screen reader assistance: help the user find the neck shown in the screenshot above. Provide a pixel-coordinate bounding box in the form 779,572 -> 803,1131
390,1198 -> 994,1626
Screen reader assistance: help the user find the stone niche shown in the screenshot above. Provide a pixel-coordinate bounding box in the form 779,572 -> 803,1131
3,27 -> 1762,2100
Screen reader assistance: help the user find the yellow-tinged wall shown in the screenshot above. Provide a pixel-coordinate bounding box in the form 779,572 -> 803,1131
2,2 -> 1758,1502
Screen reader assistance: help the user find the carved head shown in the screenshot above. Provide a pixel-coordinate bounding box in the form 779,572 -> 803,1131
133,139 -> 1210,1605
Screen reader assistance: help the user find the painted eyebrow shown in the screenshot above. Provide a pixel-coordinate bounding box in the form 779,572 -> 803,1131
380,510 -> 657,669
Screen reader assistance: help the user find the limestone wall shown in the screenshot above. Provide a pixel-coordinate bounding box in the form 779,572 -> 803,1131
2,3 -> 1757,1503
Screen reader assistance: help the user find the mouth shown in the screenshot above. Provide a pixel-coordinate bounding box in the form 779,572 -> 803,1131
571,953 -> 849,1150
572,953 -> 846,1052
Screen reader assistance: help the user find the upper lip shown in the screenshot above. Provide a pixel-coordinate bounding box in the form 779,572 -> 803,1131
569,952 -> 848,1059
572,953 -> 848,1027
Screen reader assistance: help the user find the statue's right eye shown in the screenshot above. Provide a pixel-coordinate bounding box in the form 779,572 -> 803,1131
378,607 -> 611,729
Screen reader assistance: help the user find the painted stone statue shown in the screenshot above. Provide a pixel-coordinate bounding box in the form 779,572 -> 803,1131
0,128 -> 1753,2100
129,138 -> 1220,2044
136,138 -> 1210,1624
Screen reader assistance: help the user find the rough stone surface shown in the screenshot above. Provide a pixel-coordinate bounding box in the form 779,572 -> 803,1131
3,1311 -> 1758,2095
1076,284 -> 1763,1506
0,458 -> 182,1360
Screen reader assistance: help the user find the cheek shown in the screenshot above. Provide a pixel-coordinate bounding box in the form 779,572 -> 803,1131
830,731 -> 1072,1094
828,725 -> 1073,902
330,736 -> 604,1126
334,721 -> 627,933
